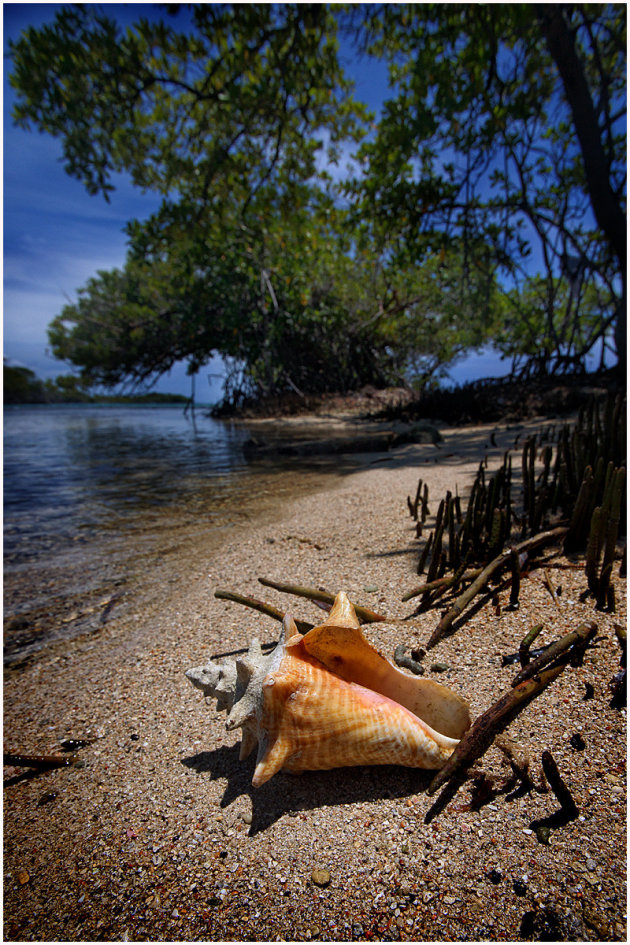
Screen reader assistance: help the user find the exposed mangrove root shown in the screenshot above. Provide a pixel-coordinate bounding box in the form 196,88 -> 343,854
519,623 -> 544,667
511,622 -> 597,687
402,567 -> 482,604
427,526 -> 569,649
540,750 -> 578,819
416,532 -> 433,575
584,465 -> 626,610
501,643 -> 551,668
541,568 -> 562,609
609,623 -> 627,708
257,577 -> 387,624
427,662 -> 567,798
406,393 -> 625,631
428,619 -> 597,800
508,548 -> 521,610
214,589 -> 314,634
3,752 -> 79,770
407,477 -> 429,523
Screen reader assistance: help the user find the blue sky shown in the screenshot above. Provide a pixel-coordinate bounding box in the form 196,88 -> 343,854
3,3 -> 512,401
3,5 -> 178,391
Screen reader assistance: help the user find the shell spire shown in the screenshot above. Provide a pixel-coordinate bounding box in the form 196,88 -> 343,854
186,593 -> 471,786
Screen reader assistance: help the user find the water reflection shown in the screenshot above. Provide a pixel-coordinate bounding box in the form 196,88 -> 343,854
3,404 -> 252,545
3,404 -> 344,662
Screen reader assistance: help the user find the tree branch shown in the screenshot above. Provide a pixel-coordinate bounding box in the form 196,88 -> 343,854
535,5 -> 626,276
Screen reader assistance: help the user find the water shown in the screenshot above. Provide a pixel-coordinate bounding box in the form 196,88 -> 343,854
3,404 -> 342,664
4,403 -> 251,549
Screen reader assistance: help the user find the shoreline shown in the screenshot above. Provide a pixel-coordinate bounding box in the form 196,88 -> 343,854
3,414 -> 626,942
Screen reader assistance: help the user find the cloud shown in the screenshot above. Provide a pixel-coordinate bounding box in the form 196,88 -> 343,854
3,96 -> 161,349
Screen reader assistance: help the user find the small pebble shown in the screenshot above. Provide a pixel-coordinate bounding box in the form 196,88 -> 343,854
17,871 -> 30,886
363,585 -> 378,593
487,868 -> 503,884
535,825 -> 551,845
311,869 -> 331,888
60,738 -> 89,752
430,662 -> 449,673
569,733 -> 586,751
241,810 -> 253,825
37,791 -> 57,806
513,878 -> 527,896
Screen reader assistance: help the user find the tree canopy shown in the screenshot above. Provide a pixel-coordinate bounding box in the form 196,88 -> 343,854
9,3 -> 626,403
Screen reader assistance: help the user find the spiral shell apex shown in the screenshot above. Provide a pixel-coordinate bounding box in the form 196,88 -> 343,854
186,592 -> 470,786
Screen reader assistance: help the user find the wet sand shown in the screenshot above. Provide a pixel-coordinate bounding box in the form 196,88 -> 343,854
3,415 -> 626,942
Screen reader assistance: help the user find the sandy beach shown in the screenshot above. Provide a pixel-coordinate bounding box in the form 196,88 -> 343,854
3,414 -> 626,942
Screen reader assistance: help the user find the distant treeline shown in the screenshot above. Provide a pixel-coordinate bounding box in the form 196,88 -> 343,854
3,364 -> 188,405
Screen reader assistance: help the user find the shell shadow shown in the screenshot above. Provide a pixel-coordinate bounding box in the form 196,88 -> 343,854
181,746 -> 434,835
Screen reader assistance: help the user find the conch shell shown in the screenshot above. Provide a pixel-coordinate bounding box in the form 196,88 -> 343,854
186,592 -> 470,787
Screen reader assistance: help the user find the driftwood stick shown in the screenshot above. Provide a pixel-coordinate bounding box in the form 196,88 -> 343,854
519,623 -> 544,667
427,662 -> 567,796
511,622 -> 597,686
257,578 -> 387,624
428,526 -> 569,649
214,590 -> 314,634
401,568 -> 483,603
4,752 -> 78,770
541,750 -> 578,817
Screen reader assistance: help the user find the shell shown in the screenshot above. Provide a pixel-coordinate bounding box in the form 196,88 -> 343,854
186,591 -> 470,787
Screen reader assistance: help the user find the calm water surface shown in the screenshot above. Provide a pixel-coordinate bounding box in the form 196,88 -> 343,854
3,404 -> 342,663
4,404 -> 251,551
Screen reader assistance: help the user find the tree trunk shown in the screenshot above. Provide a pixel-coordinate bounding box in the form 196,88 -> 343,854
535,5 -> 626,372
